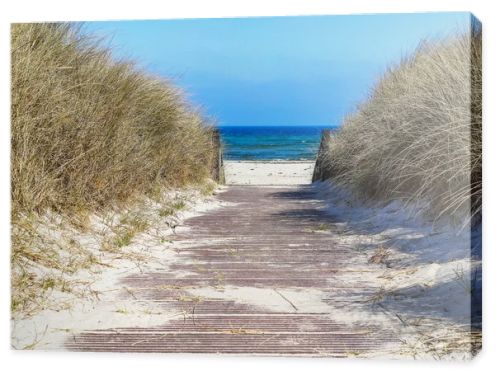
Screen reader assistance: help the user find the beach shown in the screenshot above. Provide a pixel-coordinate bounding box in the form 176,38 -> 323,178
224,160 -> 315,185
10,17 -> 481,361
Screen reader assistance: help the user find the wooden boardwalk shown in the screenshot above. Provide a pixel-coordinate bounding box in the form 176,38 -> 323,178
67,185 -> 397,356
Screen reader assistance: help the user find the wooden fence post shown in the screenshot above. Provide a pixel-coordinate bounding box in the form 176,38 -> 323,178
211,129 -> 225,184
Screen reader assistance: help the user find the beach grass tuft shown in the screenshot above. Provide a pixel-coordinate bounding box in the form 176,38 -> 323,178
11,23 -> 217,315
318,18 -> 481,226
11,23 -> 216,216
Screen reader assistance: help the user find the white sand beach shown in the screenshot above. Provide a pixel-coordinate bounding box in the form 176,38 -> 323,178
224,160 -> 315,185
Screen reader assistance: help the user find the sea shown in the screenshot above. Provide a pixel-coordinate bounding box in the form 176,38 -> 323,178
218,125 -> 337,161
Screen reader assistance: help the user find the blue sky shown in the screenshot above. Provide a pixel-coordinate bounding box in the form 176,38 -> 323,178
85,13 -> 470,126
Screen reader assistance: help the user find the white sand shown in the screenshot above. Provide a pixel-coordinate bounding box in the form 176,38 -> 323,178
11,185 -> 228,350
314,181 -> 479,359
224,160 -> 315,185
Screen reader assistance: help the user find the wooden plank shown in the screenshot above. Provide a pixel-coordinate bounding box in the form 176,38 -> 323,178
67,186 -> 397,356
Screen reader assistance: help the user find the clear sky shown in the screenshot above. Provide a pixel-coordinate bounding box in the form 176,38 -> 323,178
85,13 -> 470,126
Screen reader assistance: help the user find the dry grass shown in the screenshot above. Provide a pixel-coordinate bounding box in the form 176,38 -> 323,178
398,323 -> 482,360
318,18 -> 481,226
11,23 -> 216,215
11,181 -> 216,317
11,23 -> 218,316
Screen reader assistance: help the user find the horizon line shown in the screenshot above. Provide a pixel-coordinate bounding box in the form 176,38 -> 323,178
217,124 -> 339,127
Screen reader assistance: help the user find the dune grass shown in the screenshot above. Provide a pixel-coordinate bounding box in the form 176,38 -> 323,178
318,18 -> 481,226
11,23 -> 218,315
11,23 -> 216,215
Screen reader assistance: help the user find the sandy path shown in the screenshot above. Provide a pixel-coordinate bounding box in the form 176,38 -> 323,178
66,185 -> 402,357
14,178 -> 476,358
11,156 -> 477,357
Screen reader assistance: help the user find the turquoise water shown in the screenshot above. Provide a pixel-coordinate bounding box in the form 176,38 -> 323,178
219,125 -> 336,161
